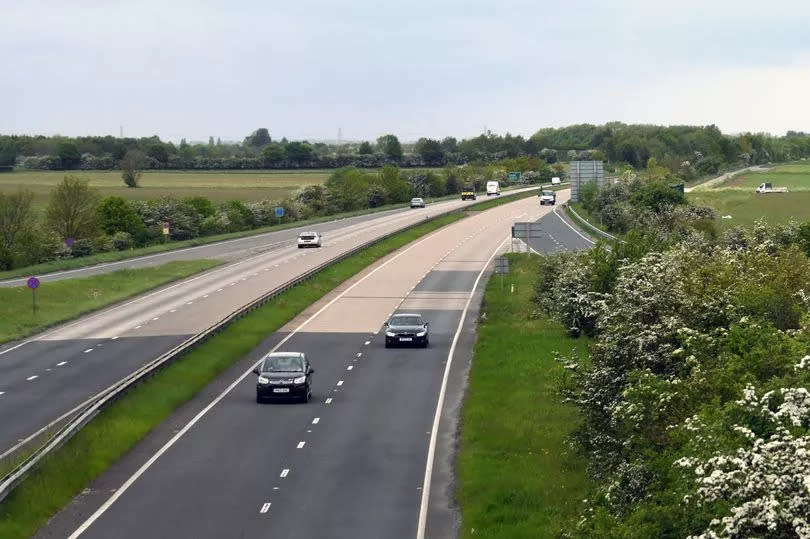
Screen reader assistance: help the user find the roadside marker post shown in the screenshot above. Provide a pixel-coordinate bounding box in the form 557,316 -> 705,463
162,222 -> 170,243
27,276 -> 40,315
494,256 -> 509,290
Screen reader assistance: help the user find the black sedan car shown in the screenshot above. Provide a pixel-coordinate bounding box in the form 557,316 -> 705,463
384,313 -> 429,348
253,352 -> 314,403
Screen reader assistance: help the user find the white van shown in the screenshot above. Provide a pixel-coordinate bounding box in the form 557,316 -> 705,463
551,177 -> 561,185
486,181 -> 500,196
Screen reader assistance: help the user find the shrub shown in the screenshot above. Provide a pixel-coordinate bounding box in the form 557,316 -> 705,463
71,238 -> 94,257
183,196 -> 216,218
111,231 -> 133,250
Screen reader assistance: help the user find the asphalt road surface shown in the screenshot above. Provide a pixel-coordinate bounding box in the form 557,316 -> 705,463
0,193 -> 542,460
35,191 -> 594,539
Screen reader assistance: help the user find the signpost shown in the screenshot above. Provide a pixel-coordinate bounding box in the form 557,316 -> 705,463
275,207 -> 285,219
511,222 -> 545,252
162,222 -> 170,243
65,237 -> 75,248
507,171 -> 521,182
494,256 -> 509,289
27,276 -> 40,314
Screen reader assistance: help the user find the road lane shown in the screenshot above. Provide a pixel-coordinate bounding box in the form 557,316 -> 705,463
1,194 -> 536,456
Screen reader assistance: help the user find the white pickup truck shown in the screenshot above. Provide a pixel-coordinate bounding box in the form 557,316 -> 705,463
755,182 -> 788,193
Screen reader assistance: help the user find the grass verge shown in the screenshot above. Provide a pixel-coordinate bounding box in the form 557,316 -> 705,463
466,187 -> 541,211
0,212 -> 468,539
0,260 -> 222,344
688,189 -> 810,229
566,202 -> 610,234
457,253 -> 590,538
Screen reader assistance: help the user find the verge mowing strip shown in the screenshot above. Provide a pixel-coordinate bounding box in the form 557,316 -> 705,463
0,199 -> 528,538
457,253 -> 591,538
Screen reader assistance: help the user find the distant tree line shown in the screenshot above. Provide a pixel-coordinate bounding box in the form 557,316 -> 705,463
0,163 -> 551,270
3,123 -> 809,176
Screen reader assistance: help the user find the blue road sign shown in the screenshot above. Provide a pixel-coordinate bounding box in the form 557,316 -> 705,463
27,277 -> 40,289
275,207 -> 284,218
65,237 -> 75,247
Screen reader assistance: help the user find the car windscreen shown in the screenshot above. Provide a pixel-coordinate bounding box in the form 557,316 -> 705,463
390,315 -> 422,326
261,356 -> 304,372
542,191 -> 553,196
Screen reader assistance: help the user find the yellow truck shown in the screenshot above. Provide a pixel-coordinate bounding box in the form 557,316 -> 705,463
461,187 -> 476,200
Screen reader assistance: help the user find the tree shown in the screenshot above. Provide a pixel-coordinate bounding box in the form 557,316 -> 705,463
262,143 -> 285,166
46,176 -> 99,240
57,140 -> 81,169
120,149 -> 145,188
358,141 -> 374,155
415,138 -> 444,165
285,141 -> 313,164
244,128 -> 271,148
95,196 -> 148,244
376,134 -> 402,161
208,136 -> 215,146
147,143 -> 169,164
0,190 -> 34,251
440,137 -> 458,154
0,139 -> 16,170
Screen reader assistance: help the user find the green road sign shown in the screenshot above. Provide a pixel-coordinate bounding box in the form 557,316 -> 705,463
507,171 -> 521,181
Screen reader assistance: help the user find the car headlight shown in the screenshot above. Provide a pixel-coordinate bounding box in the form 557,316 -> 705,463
293,375 -> 307,384
386,331 -> 396,337
258,376 -> 270,384
416,330 -> 426,337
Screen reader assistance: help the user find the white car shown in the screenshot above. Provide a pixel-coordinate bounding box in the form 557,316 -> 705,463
486,181 -> 500,196
410,197 -> 425,208
297,231 -> 322,248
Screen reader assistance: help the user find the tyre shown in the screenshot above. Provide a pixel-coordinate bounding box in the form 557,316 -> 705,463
385,341 -> 391,348
297,245 -> 303,249
301,389 -> 311,403
423,339 -> 429,348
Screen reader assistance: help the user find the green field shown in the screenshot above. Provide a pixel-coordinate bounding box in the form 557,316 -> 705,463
0,260 -> 221,344
457,254 -> 589,538
688,162 -> 810,228
0,170 -> 331,214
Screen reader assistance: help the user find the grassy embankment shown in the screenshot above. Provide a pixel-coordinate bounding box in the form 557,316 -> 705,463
0,192 -> 535,538
689,163 -> 810,229
457,253 -> 590,538
0,260 -> 221,344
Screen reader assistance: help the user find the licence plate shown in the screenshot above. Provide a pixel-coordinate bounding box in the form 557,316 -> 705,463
399,337 -> 412,342
273,388 -> 290,393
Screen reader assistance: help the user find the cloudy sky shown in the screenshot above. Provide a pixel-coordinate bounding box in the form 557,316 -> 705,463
2,0 -> 810,142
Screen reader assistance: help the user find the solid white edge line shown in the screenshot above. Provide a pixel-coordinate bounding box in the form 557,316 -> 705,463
552,207 -> 595,245
415,233 -> 509,539
67,215 -> 460,538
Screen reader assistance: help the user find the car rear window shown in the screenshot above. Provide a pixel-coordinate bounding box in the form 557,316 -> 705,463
299,234 -> 316,239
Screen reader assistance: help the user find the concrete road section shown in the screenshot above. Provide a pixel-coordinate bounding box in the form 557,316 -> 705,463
523,206 -> 595,254
0,193 -> 538,458
36,193 -> 586,539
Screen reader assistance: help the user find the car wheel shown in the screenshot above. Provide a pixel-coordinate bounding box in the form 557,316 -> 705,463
424,339 -> 429,348
302,389 -> 310,403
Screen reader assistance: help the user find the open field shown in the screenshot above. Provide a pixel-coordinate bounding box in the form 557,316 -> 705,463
689,190 -> 810,229
0,170 -> 332,214
0,260 -> 220,344
457,253 -> 590,538
718,162 -> 810,191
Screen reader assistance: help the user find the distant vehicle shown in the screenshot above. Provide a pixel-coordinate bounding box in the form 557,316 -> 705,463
551,177 -> 561,185
486,181 -> 501,196
297,231 -> 322,248
253,352 -> 314,403
411,197 -> 426,208
539,189 -> 556,205
461,187 -> 476,200
384,313 -> 429,348
755,182 -> 788,193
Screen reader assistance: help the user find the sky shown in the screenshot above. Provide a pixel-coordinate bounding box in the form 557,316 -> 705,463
2,0 -> 810,143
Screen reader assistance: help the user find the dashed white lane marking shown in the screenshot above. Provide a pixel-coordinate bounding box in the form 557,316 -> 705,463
264,268 -> 269,272
229,283 -> 236,286
46,368 -> 53,372
26,375 -> 38,381
280,469 -> 290,478
186,301 -> 193,305
0,391 -> 4,396
57,361 -> 67,366
203,294 -> 209,298
151,317 -> 159,321
260,502 -> 271,514
274,264 -> 279,268
217,288 -> 223,292
347,365 -> 353,371
356,352 -> 362,357
312,417 -> 320,424
84,348 -> 93,353
135,325 -> 142,329
325,398 -> 333,404
297,441 -> 306,449
336,380 -> 344,386
364,341 -> 370,346
111,336 -> 119,340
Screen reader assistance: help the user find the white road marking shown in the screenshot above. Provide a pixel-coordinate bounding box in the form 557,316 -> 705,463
26,375 -> 38,381
552,207 -> 595,244
260,502 -> 271,514
364,341 -> 370,345
356,352 -> 362,357
325,398 -> 333,404
135,325 -> 142,329
297,441 -> 306,449
0,392 -> 4,396
84,348 -> 93,353
280,469 -> 289,478
216,288 -> 223,292
312,417 -> 320,424
57,361 -> 67,366
151,317 -> 159,321
111,336 -> 119,340
416,234 -> 510,539
46,368 -> 52,372
170,309 -> 177,313
203,294 -> 209,298
336,381 -> 344,386
347,365 -> 353,370
186,301 -> 193,305
66,219 -> 468,538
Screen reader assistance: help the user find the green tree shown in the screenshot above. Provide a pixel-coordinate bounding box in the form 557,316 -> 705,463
119,149 -> 145,188
358,141 -> 374,155
262,143 -> 285,166
378,165 -> 409,202
0,139 -> 16,169
57,140 -> 81,169
183,196 -> 216,218
46,176 -> 99,240
147,143 -> 169,164
376,134 -> 402,161
0,190 -> 35,252
415,138 -> 444,165
440,137 -> 458,154
95,196 -> 148,244
244,128 -> 271,148
285,141 -> 314,164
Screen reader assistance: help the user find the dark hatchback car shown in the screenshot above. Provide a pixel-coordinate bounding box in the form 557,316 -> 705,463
384,313 -> 429,348
253,352 -> 314,403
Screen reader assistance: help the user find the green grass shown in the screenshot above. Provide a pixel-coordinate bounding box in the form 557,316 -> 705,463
0,260 -> 221,344
566,202 -> 609,233
0,211 -> 468,539
457,253 -> 590,538
689,190 -> 810,229
466,187 -> 541,211
719,163 -> 810,191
